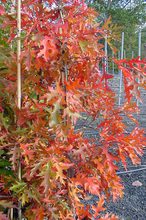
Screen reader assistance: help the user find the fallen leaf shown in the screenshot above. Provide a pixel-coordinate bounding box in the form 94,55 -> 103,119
132,180 -> 142,187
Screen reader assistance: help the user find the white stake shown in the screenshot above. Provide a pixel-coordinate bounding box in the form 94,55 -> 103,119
17,0 -> 21,110
17,0 -> 22,219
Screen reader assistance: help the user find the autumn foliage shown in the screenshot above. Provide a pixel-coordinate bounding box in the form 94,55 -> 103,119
0,0 -> 146,219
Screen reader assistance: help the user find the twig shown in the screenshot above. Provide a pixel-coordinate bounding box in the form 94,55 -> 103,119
0,143 -> 19,149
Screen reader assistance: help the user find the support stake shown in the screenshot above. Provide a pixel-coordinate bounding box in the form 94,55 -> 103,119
17,0 -> 22,219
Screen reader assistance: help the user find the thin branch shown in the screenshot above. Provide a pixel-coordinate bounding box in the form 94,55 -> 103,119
0,143 -> 18,149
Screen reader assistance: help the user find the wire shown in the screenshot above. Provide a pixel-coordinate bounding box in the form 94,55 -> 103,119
117,167 -> 146,175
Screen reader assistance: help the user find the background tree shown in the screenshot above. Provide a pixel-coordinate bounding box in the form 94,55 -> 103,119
87,0 -> 146,59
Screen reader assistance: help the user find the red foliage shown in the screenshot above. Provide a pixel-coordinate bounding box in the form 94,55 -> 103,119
0,0 -> 145,219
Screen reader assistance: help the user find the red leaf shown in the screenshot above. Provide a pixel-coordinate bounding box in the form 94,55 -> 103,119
38,36 -> 58,61
0,6 -> 5,15
92,196 -> 105,217
0,212 -> 8,220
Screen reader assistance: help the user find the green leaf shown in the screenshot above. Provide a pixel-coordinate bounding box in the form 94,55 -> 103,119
79,40 -> 88,52
21,193 -> 29,206
30,91 -> 38,99
11,127 -> 29,135
0,150 -> 4,156
0,168 -> 13,176
10,181 -> 27,193
0,159 -> 11,167
0,113 -> 9,129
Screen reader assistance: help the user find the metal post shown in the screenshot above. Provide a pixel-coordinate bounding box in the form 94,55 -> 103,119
132,51 -> 134,59
104,35 -> 108,72
138,31 -> 142,58
137,30 -> 141,106
17,0 -> 22,219
118,32 -> 124,106
118,50 -> 120,74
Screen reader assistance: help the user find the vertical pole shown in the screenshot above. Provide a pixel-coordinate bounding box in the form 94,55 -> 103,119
138,30 -> 142,58
137,30 -> 141,106
118,32 -> 124,106
17,0 -> 21,110
10,208 -> 13,220
17,0 -> 22,219
132,51 -> 134,59
104,35 -> 108,72
118,50 -> 120,74
124,50 -> 126,67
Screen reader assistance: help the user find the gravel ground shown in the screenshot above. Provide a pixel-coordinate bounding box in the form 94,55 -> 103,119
106,153 -> 146,220
106,75 -> 146,220
77,74 -> 146,220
